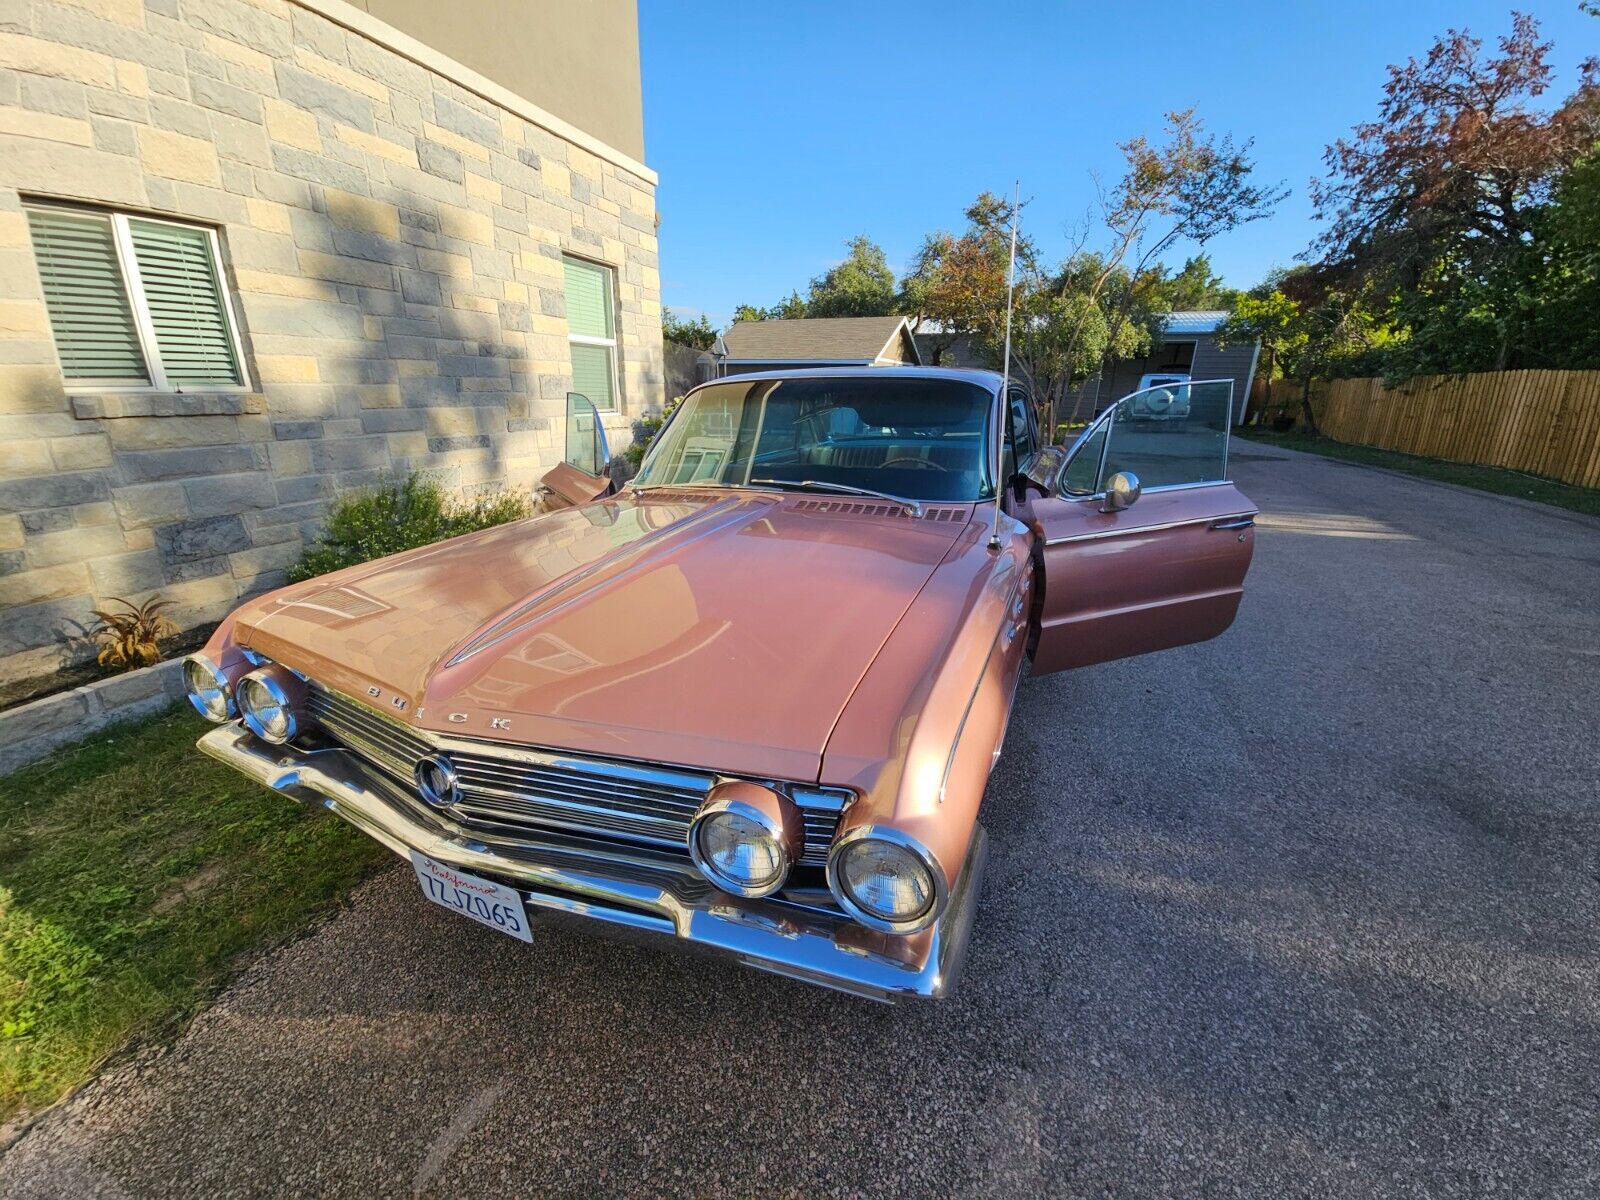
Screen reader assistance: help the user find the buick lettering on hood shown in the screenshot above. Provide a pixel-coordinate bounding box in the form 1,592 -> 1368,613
187,368 -> 1255,1000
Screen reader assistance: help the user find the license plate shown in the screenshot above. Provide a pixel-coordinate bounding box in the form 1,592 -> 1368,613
408,851 -> 532,943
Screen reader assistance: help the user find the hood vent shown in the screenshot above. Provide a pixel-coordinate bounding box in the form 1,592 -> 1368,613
790,498 -> 969,522
630,488 -> 716,504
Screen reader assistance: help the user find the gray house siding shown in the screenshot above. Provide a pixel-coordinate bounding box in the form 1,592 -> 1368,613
1190,338 -> 1259,424
1063,327 -> 1259,425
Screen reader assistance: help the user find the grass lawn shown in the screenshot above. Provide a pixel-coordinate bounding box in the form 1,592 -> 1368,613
1239,429 -> 1600,518
0,704 -> 388,1125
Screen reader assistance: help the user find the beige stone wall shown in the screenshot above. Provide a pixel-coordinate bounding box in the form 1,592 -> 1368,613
0,0 -> 662,685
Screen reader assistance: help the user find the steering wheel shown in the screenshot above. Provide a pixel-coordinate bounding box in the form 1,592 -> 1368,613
882,456 -> 947,470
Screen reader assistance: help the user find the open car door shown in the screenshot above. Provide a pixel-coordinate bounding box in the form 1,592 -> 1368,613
1016,380 -> 1256,674
538,392 -> 615,511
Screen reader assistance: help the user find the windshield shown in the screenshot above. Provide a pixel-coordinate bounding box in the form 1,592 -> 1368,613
631,375 -> 995,502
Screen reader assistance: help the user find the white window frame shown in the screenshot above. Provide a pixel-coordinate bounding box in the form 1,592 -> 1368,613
563,252 -> 621,412
25,201 -> 252,395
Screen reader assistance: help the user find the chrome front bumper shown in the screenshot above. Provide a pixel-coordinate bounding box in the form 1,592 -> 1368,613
198,724 -> 987,1002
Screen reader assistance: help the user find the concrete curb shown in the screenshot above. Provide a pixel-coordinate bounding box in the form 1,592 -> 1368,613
0,659 -> 187,776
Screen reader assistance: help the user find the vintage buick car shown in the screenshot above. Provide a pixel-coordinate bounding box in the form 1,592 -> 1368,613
185,369 -> 1255,1001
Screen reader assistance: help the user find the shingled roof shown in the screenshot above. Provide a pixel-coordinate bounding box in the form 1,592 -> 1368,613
717,316 -> 921,364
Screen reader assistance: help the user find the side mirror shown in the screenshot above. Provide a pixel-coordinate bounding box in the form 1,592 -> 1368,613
1021,446 -> 1067,496
1100,471 -> 1141,513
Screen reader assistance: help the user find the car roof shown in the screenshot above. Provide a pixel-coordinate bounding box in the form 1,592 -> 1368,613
689,365 -> 1008,394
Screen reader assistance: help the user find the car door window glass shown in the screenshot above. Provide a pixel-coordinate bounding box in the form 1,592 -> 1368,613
1007,388 -> 1035,465
1058,423 -> 1108,495
1101,380 -> 1232,489
564,392 -> 611,477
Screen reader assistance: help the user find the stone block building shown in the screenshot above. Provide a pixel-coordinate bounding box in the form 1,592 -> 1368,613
0,0 -> 662,685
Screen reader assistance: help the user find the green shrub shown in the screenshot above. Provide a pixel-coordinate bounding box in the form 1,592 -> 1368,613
287,474 -> 533,582
623,398 -> 679,468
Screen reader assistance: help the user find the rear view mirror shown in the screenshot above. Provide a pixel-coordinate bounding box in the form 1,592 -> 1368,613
1100,471 -> 1141,513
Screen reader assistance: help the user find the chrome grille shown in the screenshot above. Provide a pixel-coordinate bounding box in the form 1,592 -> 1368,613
304,684 -> 845,865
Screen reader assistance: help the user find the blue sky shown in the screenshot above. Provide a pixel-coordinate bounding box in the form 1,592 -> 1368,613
637,1 -> 1596,326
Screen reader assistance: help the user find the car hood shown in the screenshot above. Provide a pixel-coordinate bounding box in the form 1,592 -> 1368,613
234,491 -> 973,782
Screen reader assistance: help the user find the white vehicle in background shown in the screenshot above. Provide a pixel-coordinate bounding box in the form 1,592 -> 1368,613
1127,373 -> 1192,421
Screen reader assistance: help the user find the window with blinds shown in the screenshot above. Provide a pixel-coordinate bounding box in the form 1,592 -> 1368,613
25,204 -> 247,391
563,255 -> 618,411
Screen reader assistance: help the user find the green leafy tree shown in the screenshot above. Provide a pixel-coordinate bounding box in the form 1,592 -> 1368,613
1515,148 -> 1600,368
771,290 -> 808,320
1014,253 -> 1156,415
661,307 -> 716,350
1217,269 -> 1392,432
730,303 -> 766,324
805,235 -> 897,318
1155,255 -> 1241,310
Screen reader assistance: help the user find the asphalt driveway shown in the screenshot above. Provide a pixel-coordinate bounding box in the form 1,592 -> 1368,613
4,447 -> 1599,1198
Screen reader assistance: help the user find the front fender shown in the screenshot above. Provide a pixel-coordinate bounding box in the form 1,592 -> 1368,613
819,517 -> 1034,893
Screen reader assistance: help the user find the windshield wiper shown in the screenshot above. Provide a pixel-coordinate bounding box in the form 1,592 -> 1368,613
749,478 -> 923,517
630,481 -> 758,495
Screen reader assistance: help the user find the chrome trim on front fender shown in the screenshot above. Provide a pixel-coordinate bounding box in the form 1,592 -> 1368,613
197,724 -> 986,1002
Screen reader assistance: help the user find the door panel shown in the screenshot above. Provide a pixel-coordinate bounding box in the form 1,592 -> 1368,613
1025,484 -> 1255,673
538,392 -> 614,510
1020,379 -> 1255,674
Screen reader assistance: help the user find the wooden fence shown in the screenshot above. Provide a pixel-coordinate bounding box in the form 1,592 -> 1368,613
1299,371 -> 1600,489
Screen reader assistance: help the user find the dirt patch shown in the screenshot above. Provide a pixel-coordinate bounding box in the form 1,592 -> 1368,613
150,861 -> 230,916
0,625 -> 216,714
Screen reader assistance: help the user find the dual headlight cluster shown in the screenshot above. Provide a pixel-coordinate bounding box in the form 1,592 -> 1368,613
183,654 -> 306,745
687,781 -> 944,933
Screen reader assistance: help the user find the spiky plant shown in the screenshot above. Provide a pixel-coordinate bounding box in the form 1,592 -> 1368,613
89,596 -> 179,672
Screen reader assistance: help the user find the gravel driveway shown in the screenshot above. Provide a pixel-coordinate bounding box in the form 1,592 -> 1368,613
4,446 -> 1599,1198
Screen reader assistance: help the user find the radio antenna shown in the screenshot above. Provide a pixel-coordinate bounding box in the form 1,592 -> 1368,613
989,180 -> 1021,551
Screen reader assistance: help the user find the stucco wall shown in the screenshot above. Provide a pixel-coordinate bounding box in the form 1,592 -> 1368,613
357,0 -> 645,162
0,0 -> 662,686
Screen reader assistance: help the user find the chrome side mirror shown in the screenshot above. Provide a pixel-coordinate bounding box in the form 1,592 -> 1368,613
1100,471 -> 1141,513
1022,445 -> 1067,495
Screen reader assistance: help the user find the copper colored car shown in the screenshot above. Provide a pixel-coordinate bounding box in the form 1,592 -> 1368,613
186,369 -> 1255,1001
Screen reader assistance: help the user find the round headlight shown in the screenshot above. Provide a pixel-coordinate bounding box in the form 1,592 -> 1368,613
688,784 -> 802,899
828,829 -> 943,933
237,667 -> 304,744
692,809 -> 786,895
182,655 -> 234,723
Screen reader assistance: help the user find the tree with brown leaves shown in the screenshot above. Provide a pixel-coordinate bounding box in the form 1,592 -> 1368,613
1312,11 -> 1599,370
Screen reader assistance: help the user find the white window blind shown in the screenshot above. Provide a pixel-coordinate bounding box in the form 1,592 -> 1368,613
563,255 -> 617,410
25,208 -> 149,385
128,219 -> 242,387
25,204 -> 247,391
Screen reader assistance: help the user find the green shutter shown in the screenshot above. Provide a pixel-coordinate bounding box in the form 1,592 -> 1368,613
563,257 -> 614,339
128,218 -> 242,387
570,342 -> 616,410
27,208 -> 149,383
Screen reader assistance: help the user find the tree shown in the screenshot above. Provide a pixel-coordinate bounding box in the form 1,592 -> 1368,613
772,291 -> 808,320
899,192 -> 1032,365
1311,12 -> 1599,370
1045,109 -> 1284,423
805,236 -> 897,318
1154,255 -> 1241,310
1216,268 -> 1392,432
729,291 -> 809,324
1515,148 -> 1600,368
1013,253 -> 1156,420
661,307 -> 716,350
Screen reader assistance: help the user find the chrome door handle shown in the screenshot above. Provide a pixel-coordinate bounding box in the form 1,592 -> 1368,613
1208,516 -> 1255,531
